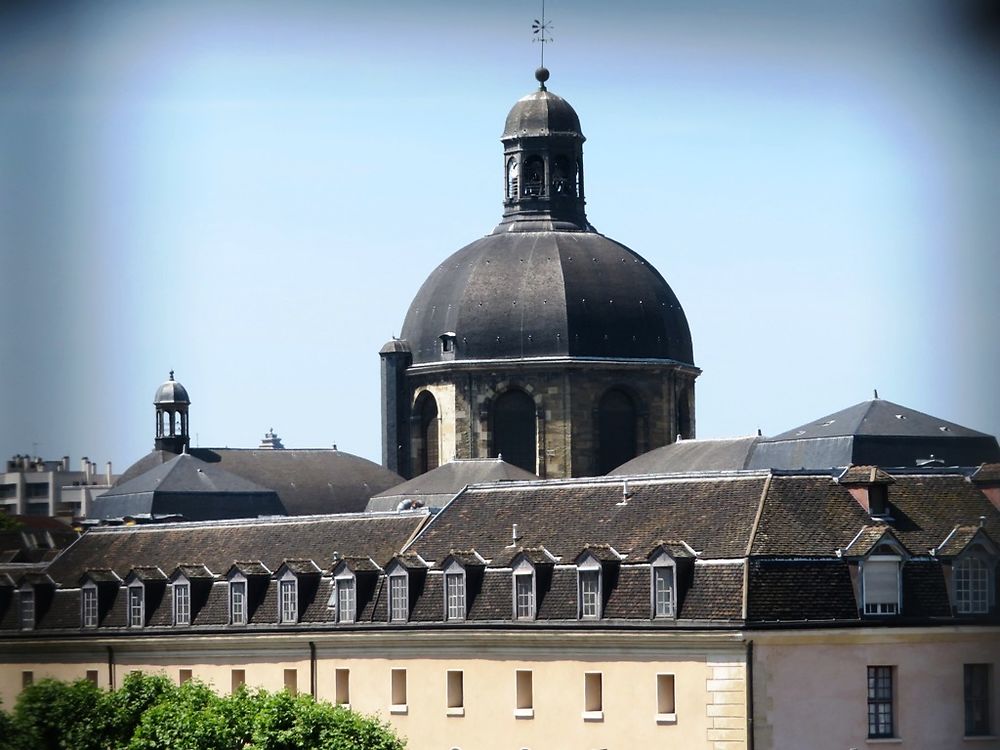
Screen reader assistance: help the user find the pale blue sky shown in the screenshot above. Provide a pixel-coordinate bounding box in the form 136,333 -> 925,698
1,0 -> 997,472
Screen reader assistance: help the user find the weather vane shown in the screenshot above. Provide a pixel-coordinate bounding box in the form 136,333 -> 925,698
532,0 -> 553,69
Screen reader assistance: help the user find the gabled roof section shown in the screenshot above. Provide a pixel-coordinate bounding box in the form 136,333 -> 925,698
226,561 -> 271,578
331,556 -> 381,575
490,545 -> 557,568
575,543 -> 622,564
368,458 -> 538,512
385,551 -> 429,571
126,566 -> 168,583
171,564 -> 215,581
610,436 -> 761,475
436,549 -> 487,569
79,569 -> 122,586
275,559 -> 322,577
837,466 -> 895,485
842,526 -> 908,558
934,525 -> 997,558
19,572 -> 55,587
104,453 -> 273,497
638,539 -> 697,562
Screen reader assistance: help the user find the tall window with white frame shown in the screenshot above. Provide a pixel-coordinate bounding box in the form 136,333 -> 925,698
653,561 -> 675,618
128,585 -> 144,627
514,562 -> 535,620
174,582 -> 191,626
867,666 -> 894,739
389,573 -> 408,622
279,578 -> 298,624
955,556 -> 990,614
445,571 -> 465,621
336,576 -> 356,623
579,567 -> 601,619
863,550 -> 901,615
230,580 -> 247,625
20,589 -> 34,629
965,663 -> 991,737
82,586 -> 98,628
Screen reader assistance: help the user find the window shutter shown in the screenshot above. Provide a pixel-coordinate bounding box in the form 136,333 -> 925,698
865,560 -> 899,605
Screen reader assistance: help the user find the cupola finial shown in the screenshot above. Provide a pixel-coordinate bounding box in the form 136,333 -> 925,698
532,0 -> 553,85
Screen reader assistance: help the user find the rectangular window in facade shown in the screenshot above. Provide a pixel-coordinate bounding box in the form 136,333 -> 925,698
128,587 -> 144,627
82,587 -> 98,628
22,671 -> 33,688
863,560 -> 900,615
445,573 -> 465,620
515,573 -> 534,619
391,668 -> 407,713
284,669 -> 298,696
337,578 -> 356,623
179,669 -> 192,684
584,672 -> 603,720
279,579 -> 298,624
231,669 -> 246,693
389,575 -> 408,621
653,566 -> 675,618
965,663 -> 991,737
515,670 -> 533,717
580,570 -> 600,619
335,668 -> 350,707
230,581 -> 247,625
20,590 -> 34,629
174,583 -> 191,625
447,670 -> 465,715
955,558 -> 990,614
86,670 -> 99,686
867,666 -> 894,738
656,673 -> 677,722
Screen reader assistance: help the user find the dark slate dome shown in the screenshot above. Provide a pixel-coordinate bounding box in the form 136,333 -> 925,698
154,371 -> 189,404
502,88 -> 583,140
401,231 -> 693,365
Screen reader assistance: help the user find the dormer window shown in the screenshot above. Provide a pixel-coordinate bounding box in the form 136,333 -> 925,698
579,566 -> 601,619
19,588 -> 34,630
955,553 -> 991,614
279,574 -> 298,624
127,583 -> 145,627
869,485 -> 889,517
445,567 -> 466,621
336,574 -> 356,624
862,545 -> 902,616
651,556 -> 676,619
82,584 -> 98,628
512,559 -> 535,620
439,333 -> 457,355
230,578 -> 247,625
389,572 -> 408,622
173,579 -> 191,626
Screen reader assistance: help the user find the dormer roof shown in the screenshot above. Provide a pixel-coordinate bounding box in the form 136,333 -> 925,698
79,569 -> 123,586
491,545 -> 557,568
436,549 -> 487,570
170,564 -> 215,582
843,526 -> 908,558
837,466 -> 895,485
274,559 -> 322,577
125,566 -> 168,584
226,561 -> 271,578
331,556 -> 381,575
575,544 -> 622,564
934,525 -> 997,558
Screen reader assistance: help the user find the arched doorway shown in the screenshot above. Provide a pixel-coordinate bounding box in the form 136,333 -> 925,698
414,392 -> 440,475
491,390 -> 537,474
597,388 -> 638,474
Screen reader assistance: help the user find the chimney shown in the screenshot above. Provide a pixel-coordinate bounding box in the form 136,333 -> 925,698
512,523 -> 520,545
62,456 -> 69,472
105,461 -> 113,485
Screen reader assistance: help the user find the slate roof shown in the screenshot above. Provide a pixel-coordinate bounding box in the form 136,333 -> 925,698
366,458 -> 538,512
610,437 -> 760,475
117,448 -> 403,516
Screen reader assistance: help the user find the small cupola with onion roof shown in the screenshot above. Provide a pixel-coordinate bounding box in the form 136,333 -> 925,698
499,67 -> 590,233
154,370 -> 190,455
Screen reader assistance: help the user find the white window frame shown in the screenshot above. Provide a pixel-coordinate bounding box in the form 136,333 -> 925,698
388,570 -> 408,622
954,553 -> 992,615
651,552 -> 676,619
444,563 -> 466,621
656,673 -> 677,723
229,576 -> 247,626
81,583 -> 98,628
513,559 -> 536,620
19,588 -> 35,630
127,583 -> 144,628
577,556 -> 602,619
335,571 -> 356,624
446,669 -> 465,716
514,669 -> 534,718
862,549 -> 902,616
583,671 -> 603,721
173,578 -> 191,626
390,668 -> 408,714
279,572 -> 298,624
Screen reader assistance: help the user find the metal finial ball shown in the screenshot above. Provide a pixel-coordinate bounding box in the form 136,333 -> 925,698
535,67 -> 550,85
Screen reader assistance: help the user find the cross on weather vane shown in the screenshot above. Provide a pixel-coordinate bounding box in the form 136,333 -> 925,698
532,0 -> 553,69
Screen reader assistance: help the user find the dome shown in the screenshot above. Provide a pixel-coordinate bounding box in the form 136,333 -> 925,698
502,89 -> 583,141
154,371 -> 190,405
400,230 -> 693,366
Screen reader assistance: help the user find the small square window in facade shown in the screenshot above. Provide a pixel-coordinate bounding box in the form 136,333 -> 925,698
174,583 -> 191,625
337,578 -> 356,623
279,579 -> 297,624
128,586 -> 144,627
867,665 -> 894,739
515,572 -> 534,619
335,668 -> 350,706
863,559 -> 900,615
653,565 -> 675,618
955,557 -> 990,614
389,574 -> 408,622
231,669 -> 246,693
580,570 -> 600,619
965,663 -> 991,737
82,587 -> 98,628
445,572 -> 466,620
230,581 -> 247,625
22,671 -> 33,688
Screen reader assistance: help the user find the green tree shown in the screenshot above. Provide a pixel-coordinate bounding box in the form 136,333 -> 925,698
9,677 -> 106,750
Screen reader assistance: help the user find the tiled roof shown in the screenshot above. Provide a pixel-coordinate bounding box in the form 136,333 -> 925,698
837,466 -> 895,485
332,557 -> 381,574
228,561 -> 271,578
680,564 -> 744,621
971,463 -> 1000,483
127,566 -> 168,583
277,559 -> 323,576
172,564 -> 214,580
81,569 -> 122,585
842,526 -> 899,557
748,560 -> 857,623
490,546 -> 557,568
